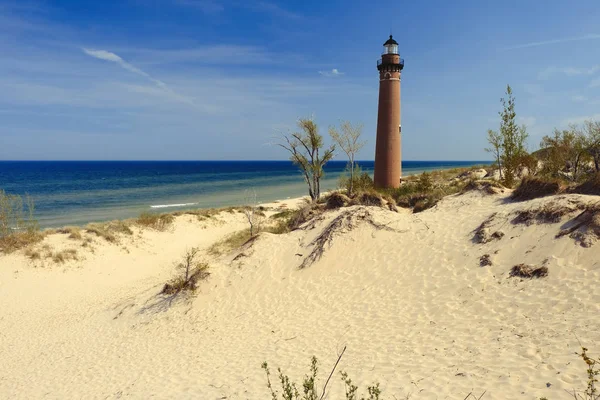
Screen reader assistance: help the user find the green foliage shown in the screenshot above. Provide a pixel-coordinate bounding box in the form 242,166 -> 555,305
339,164 -> 374,194
280,118 -> 336,202
262,356 -> 383,400
485,85 -> 529,187
416,172 -> 433,192
567,346 -> 600,400
497,85 -> 529,187
340,371 -> 381,400
583,120 -> 600,173
540,126 -> 589,181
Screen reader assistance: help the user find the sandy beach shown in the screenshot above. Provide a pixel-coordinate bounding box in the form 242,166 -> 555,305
1,189 -> 599,399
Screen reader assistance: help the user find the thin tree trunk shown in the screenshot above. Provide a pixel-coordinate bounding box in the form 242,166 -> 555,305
496,153 -> 503,179
349,156 -> 354,196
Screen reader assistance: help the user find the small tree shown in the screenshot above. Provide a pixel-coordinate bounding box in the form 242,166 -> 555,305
485,129 -> 503,180
583,120 -> 600,172
162,247 -> 210,295
329,121 -> 366,196
540,126 -> 588,181
497,85 -> 528,186
243,189 -> 264,237
279,118 -> 335,202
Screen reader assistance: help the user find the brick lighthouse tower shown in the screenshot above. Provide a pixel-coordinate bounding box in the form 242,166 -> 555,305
374,35 -> 404,188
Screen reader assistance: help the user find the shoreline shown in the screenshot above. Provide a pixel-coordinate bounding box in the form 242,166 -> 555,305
27,163 -> 491,229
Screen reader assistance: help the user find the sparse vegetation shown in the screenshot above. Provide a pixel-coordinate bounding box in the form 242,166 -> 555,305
51,248 -> 78,264
479,254 -> 492,267
162,247 -> 210,295
512,201 -> 577,225
279,117 -> 336,202
136,212 -> 174,231
329,120 -> 366,196
473,213 -> 504,244
262,348 -> 384,400
485,129 -> 503,180
242,189 -> 264,237
208,229 -> 254,256
85,220 -> 133,243
57,226 -> 83,240
557,203 -> 600,247
569,346 -> 600,400
0,190 -> 42,253
509,264 -> 548,279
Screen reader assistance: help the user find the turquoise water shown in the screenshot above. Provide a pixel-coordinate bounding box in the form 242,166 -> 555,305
0,161 -> 490,228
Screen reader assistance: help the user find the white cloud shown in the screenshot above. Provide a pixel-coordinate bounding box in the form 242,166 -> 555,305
572,95 -> 588,102
318,68 -> 343,77
504,34 -> 600,50
538,65 -> 600,80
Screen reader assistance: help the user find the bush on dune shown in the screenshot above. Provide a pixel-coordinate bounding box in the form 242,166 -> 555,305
162,247 -> 210,295
571,173 -> 600,196
511,177 -> 562,201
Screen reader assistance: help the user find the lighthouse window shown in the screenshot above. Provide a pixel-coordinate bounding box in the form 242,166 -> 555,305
384,44 -> 398,54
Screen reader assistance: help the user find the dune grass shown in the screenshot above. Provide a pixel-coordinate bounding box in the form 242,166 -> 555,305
136,212 -> 175,231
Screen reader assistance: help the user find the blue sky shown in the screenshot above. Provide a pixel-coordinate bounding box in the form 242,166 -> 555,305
1,0 -> 600,161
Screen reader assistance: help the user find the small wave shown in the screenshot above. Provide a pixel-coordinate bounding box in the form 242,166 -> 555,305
150,202 -> 198,209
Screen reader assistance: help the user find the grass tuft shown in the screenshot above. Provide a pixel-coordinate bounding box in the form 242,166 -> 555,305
136,212 -> 175,231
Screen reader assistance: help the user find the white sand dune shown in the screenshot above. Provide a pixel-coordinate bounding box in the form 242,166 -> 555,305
1,192 -> 599,399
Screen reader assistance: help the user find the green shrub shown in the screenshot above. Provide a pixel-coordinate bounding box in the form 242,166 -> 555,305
416,171 -> 434,192
262,352 -> 383,400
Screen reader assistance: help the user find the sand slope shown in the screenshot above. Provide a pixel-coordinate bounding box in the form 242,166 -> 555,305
1,193 -> 599,399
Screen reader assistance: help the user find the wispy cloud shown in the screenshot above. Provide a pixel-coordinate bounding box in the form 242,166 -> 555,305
115,45 -> 274,66
82,48 -> 198,108
318,68 -> 343,77
504,34 -> 600,50
538,65 -> 600,80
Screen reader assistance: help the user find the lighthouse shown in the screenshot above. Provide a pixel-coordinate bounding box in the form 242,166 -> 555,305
374,35 -> 404,188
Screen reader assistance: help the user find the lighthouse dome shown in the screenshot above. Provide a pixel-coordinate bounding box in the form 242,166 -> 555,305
383,35 -> 398,46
